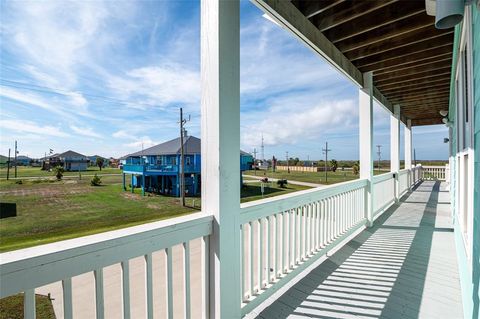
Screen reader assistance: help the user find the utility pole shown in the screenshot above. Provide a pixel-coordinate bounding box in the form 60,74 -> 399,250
179,108 -> 190,206
253,148 -> 257,175
286,151 -> 290,173
414,148 -> 417,166
322,142 -> 331,183
14,140 -> 18,178
261,134 -> 265,161
6,148 -> 10,180
376,145 -> 382,173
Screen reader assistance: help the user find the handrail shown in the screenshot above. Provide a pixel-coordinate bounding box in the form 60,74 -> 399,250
0,212 -> 212,298
373,172 -> 394,183
240,178 -> 367,224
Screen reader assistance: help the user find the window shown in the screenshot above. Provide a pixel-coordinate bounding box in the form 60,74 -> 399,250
156,156 -> 163,165
186,157 -> 191,166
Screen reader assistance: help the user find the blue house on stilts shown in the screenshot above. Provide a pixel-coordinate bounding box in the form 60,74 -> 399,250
121,135 -> 253,196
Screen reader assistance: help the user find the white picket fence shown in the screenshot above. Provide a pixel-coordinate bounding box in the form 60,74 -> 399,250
0,166 -> 425,319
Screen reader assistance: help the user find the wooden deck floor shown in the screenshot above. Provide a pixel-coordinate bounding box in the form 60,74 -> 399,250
256,181 -> 464,319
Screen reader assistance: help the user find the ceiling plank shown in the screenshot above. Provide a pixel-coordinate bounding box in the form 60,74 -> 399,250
346,27 -> 453,61
411,118 -> 443,126
323,1 -> 426,43
353,35 -> 453,69
312,0 -> 397,32
391,93 -> 450,103
382,82 -> 451,96
386,86 -> 451,100
357,44 -> 453,72
374,61 -> 452,82
401,98 -> 450,107
335,12 -> 433,52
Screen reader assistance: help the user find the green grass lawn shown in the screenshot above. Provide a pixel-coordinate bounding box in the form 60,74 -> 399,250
0,294 -> 55,319
0,166 -> 121,179
244,168 -> 388,185
0,174 -> 308,252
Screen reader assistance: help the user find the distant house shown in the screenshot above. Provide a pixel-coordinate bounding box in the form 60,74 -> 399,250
121,135 -> 253,196
88,155 -> 108,167
15,155 -> 32,166
42,151 -> 89,171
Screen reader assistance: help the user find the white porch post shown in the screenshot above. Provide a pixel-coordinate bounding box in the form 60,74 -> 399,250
201,0 -> 241,318
359,72 -> 374,227
390,104 -> 401,201
405,119 -> 412,188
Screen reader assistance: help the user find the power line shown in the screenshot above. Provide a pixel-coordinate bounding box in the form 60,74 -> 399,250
376,145 -> 382,172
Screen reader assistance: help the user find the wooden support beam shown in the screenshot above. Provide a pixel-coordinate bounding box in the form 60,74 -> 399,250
374,60 -> 452,82
312,0 -> 397,32
346,28 -> 453,61
375,68 -> 451,87
323,2 -> 426,43
201,0 -> 241,317
354,35 -> 453,69
335,12 -> 433,52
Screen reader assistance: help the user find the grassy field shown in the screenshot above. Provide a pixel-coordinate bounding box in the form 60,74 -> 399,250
244,169 -> 362,185
0,175 -> 307,252
0,166 -> 120,179
0,294 -> 55,319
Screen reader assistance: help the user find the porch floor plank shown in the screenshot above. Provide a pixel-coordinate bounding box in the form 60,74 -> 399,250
256,181 -> 464,319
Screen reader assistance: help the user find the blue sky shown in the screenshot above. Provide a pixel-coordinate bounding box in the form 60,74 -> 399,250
0,1 -> 448,160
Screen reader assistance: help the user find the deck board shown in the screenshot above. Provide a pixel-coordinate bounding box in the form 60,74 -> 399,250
256,181 -> 463,319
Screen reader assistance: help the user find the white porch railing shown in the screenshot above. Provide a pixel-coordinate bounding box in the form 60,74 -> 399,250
422,165 -> 447,181
372,172 -> 395,217
0,213 -> 212,319
0,167 -> 425,318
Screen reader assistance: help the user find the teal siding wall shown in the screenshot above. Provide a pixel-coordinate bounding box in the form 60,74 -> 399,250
451,4 -> 480,319
471,3 -> 479,318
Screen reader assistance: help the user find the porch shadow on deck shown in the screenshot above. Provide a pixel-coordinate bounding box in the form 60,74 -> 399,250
256,181 -> 463,319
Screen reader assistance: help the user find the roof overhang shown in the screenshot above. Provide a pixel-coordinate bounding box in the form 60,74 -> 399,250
253,0 -> 453,126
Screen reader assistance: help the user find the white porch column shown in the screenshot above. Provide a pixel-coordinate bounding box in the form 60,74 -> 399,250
359,72 -> 374,227
390,104 -> 400,200
405,119 -> 412,188
201,0 -> 241,318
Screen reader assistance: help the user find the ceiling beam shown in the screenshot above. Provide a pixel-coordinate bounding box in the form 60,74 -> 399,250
375,68 -> 451,87
373,55 -> 452,76
390,92 -> 450,102
346,28 -> 453,61
335,12 -> 433,52
411,118 -> 443,126
296,0 -> 345,19
312,0 -> 397,32
357,44 -> 453,72
386,85 -> 451,99
373,60 -> 452,82
353,35 -> 454,69
323,1 -> 426,43
401,97 -> 450,107
391,93 -> 450,104
378,74 -> 450,91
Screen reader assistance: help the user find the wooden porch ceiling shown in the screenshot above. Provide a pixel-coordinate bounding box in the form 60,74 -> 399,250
278,0 -> 454,126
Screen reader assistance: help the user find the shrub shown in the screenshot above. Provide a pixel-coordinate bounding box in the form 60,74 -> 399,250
15,180 -> 23,184
90,174 -> 102,186
53,166 -> 64,180
277,179 -> 288,188
352,162 -> 360,175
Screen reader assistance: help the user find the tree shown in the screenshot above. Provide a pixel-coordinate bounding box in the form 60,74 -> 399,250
96,157 -> 104,171
330,159 -> 338,172
352,162 -> 360,175
53,165 -> 64,180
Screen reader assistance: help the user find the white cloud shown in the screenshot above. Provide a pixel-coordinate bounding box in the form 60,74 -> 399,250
126,136 -> 157,149
70,125 -> 102,138
108,63 -> 200,109
0,119 -> 69,137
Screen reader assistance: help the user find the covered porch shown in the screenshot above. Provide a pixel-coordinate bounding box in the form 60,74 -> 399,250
0,1 -> 465,319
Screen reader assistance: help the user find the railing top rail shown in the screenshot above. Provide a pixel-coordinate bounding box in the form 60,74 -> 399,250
239,178 -> 367,224
0,212 -> 212,297
372,172 -> 394,183
422,165 -> 447,168
398,168 -> 410,175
